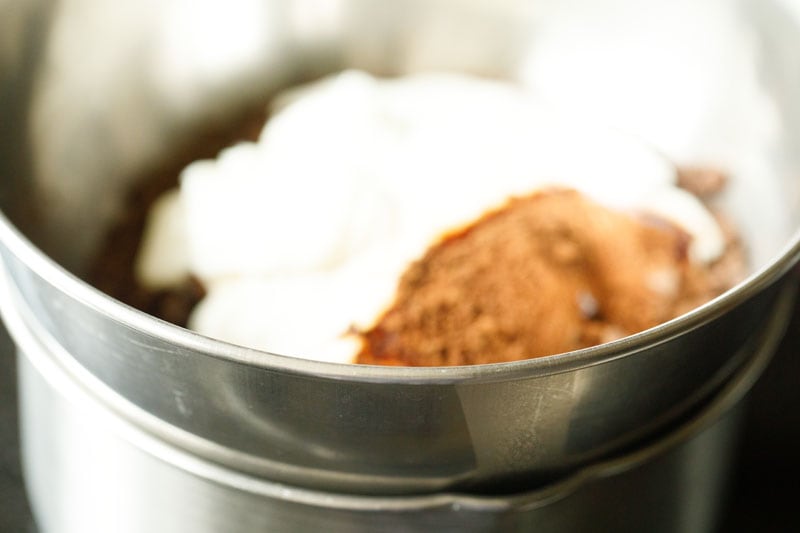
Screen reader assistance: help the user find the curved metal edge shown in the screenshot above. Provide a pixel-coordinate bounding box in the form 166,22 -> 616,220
1,207 -> 799,384
2,249 -> 794,514
1,254 -> 793,495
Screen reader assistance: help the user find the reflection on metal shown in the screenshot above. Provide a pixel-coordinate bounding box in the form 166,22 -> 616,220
1,0 -> 800,530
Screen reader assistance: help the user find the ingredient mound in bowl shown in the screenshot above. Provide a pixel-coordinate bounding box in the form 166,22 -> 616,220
89,71 -> 745,366
357,187 -> 738,365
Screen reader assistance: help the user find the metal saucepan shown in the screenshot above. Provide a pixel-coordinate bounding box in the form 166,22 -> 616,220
0,0 -> 799,495
4,259 -> 792,533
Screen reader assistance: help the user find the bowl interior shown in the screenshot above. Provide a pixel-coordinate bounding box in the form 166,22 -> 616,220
2,0 -> 800,495
1,0 -> 799,281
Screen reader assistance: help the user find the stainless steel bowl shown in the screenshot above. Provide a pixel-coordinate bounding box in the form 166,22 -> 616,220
6,264 -> 792,533
1,0 -> 799,496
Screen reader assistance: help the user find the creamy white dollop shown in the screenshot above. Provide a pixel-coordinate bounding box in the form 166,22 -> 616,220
136,70 -> 726,363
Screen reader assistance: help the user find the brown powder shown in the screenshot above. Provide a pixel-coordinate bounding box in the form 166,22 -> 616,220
356,188 -> 738,366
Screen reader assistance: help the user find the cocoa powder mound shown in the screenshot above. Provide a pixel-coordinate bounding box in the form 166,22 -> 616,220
356,188 -> 735,366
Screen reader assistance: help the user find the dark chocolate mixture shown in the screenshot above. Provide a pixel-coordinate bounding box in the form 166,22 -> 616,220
87,110 -> 266,325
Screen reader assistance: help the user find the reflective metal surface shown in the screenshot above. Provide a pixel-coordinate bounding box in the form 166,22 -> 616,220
1,0 -> 800,496
6,266 -> 791,533
5,303 -> 800,533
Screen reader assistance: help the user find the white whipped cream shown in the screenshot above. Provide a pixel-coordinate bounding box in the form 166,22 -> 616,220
136,70 -> 726,363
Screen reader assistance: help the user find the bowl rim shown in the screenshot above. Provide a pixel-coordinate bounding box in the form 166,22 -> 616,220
1,206 -> 798,384
15,274 -> 789,511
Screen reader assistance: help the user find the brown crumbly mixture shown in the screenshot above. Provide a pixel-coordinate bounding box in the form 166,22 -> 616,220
356,187 -> 744,366
87,109 -> 267,325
